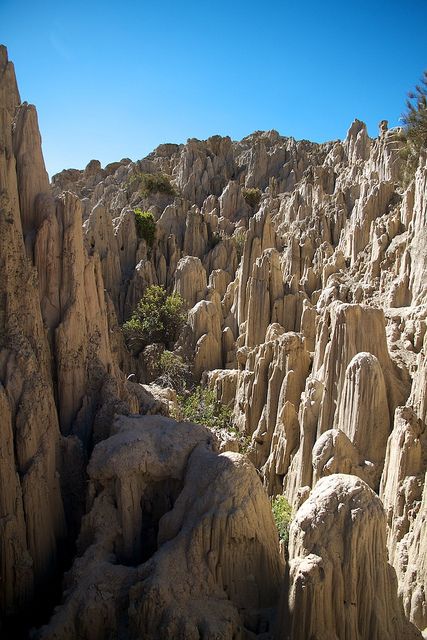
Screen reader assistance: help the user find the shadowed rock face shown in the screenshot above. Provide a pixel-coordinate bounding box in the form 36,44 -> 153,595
0,43 -> 66,619
1,43 -> 427,640
35,416 -> 284,640
0,45 -> 137,628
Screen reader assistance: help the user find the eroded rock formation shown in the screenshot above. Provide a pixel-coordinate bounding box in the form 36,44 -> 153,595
0,45 -> 136,627
35,416 -> 284,640
281,474 -> 422,640
1,43 -> 426,640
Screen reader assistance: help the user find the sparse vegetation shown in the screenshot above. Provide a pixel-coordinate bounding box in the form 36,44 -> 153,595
233,232 -> 246,262
157,350 -> 191,393
133,209 -> 156,247
129,171 -> 176,197
242,187 -> 262,209
175,386 -> 233,430
400,70 -> 427,186
122,285 -> 187,355
172,386 -> 251,452
271,494 -> 293,545
141,343 -> 164,381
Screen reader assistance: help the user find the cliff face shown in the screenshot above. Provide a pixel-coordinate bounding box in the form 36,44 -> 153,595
1,45 -> 426,640
0,45 -> 136,626
0,45 -> 65,618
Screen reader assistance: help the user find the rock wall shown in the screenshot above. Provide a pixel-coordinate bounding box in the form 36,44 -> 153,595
0,44 -> 65,618
0,46 -> 136,627
280,474 -> 422,640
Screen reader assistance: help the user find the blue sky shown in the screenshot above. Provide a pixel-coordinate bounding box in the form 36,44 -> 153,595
1,0 -> 426,176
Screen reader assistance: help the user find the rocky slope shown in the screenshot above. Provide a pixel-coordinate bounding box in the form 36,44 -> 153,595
0,45 -> 426,639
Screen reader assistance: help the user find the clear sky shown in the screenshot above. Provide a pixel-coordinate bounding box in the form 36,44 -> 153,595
1,0 -> 426,177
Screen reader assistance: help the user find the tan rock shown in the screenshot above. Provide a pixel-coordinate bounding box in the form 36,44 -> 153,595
344,118 -> 371,163
312,428 -> 373,485
335,352 -> 390,488
132,446 -> 283,638
235,331 -> 311,493
36,416 -> 284,640
113,208 -> 139,276
3,43 -> 427,639
84,202 -> 122,307
188,299 -> 223,378
379,406 -> 426,632
183,205 -> 208,257
219,179 -> 249,220
12,101 -> 50,237
279,474 -> 422,640
399,472 -> 427,635
237,208 -> 276,327
314,302 -> 407,438
0,46 -> 66,617
208,268 -> 231,299
245,248 -> 284,348
205,368 -> 239,406
409,160 -> 427,306
203,236 -> 238,277
173,255 -> 207,308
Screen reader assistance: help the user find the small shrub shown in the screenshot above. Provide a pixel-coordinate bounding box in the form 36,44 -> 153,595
157,351 -> 191,392
271,494 -> 292,545
127,171 -> 176,197
141,343 -> 164,381
122,285 -> 187,355
176,386 -> 232,431
173,386 -> 250,452
237,432 -> 252,454
242,187 -> 262,209
233,232 -> 246,262
143,172 -> 175,196
134,209 -> 156,247
126,171 -> 141,187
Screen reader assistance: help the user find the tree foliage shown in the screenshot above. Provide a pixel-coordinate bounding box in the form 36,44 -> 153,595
400,70 -> 427,185
122,285 -> 186,355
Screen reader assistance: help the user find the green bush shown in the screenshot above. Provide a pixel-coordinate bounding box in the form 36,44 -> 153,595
122,285 -> 187,355
127,171 -> 176,197
173,386 -> 251,452
129,171 -> 176,197
242,187 -> 262,209
400,70 -> 427,185
134,209 -> 156,247
271,494 -> 292,545
157,351 -> 191,392
176,386 -> 233,430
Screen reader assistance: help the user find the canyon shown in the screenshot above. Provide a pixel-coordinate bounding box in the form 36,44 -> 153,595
0,45 -> 426,639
